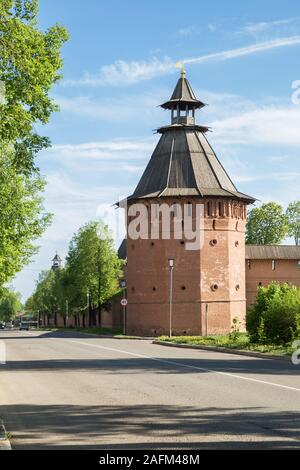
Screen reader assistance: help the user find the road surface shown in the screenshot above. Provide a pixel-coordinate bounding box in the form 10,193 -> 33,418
0,330 -> 300,449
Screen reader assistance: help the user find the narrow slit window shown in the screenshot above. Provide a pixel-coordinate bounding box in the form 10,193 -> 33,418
272,259 -> 276,270
207,201 -> 211,217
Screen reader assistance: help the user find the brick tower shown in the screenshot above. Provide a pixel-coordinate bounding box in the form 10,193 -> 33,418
122,70 -> 255,336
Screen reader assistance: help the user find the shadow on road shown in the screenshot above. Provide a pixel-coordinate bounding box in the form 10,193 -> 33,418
1,404 -> 300,450
2,355 -> 300,377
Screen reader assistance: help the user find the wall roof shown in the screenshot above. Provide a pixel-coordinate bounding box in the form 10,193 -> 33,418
246,245 -> 300,260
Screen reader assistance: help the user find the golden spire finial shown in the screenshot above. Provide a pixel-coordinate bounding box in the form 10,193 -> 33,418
175,61 -> 186,78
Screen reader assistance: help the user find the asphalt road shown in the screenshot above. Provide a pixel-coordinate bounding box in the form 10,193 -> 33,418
0,329 -> 300,450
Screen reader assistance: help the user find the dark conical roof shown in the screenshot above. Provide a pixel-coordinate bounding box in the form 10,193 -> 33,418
52,253 -> 61,262
161,69 -> 205,110
130,128 -> 255,202
120,72 -> 255,205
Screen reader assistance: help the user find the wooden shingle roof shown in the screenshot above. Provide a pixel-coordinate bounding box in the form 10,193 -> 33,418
246,245 -> 300,260
130,127 -> 255,202
122,72 -> 255,205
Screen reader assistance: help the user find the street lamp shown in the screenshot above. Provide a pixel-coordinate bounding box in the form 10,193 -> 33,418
65,299 -> 69,328
168,258 -> 175,337
86,290 -> 90,328
120,280 -> 127,335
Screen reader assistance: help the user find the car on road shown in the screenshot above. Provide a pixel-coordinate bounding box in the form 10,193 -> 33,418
19,322 -> 30,331
0,323 -> 5,329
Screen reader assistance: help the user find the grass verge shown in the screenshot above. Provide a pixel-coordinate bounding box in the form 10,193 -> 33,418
158,333 -> 295,356
37,326 -> 142,339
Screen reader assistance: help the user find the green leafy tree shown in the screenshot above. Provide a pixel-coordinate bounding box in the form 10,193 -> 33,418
246,202 -> 289,245
27,269 -> 57,323
0,150 -> 52,287
65,221 -> 123,326
0,1 -> 67,288
0,289 -> 22,322
286,201 -> 300,246
28,221 -> 124,328
0,0 -> 68,173
246,282 -> 300,344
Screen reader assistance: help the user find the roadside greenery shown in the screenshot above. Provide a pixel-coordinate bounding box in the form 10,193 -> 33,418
0,149 -> 52,287
286,200 -> 300,246
0,0 -> 68,289
246,202 -> 289,245
159,282 -> 300,357
246,282 -> 300,344
246,200 -> 300,245
25,221 -> 124,326
157,334 -> 294,356
0,289 -> 22,322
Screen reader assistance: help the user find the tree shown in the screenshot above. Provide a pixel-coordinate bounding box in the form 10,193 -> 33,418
286,201 -> 300,246
27,220 -> 124,328
0,1 -> 68,287
26,269 -> 58,323
246,202 -> 289,245
0,0 -> 68,174
246,282 -> 300,344
0,149 -> 52,287
0,289 -> 22,322
64,221 -> 123,326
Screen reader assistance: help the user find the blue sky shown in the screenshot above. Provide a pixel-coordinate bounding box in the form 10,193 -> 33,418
12,0 -> 300,300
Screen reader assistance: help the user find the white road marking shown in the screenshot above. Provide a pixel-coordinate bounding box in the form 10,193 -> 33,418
58,338 -> 300,393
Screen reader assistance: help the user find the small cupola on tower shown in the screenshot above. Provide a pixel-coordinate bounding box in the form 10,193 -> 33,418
51,253 -> 62,271
161,65 -> 206,126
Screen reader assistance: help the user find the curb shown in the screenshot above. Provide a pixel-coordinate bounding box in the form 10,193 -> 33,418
153,340 -> 291,362
38,329 -> 153,341
0,423 -> 11,451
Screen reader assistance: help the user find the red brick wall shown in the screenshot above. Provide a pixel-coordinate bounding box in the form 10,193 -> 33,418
245,258 -> 300,307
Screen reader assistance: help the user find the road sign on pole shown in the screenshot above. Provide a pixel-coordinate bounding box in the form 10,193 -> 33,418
121,298 -> 128,307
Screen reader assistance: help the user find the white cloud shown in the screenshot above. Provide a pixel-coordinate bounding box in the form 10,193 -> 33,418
63,57 -> 175,87
210,105 -> 300,146
43,137 -> 156,161
62,35 -> 300,87
56,93 -> 163,122
239,18 -> 296,35
178,26 -> 198,36
183,35 -> 300,65
233,172 -> 300,183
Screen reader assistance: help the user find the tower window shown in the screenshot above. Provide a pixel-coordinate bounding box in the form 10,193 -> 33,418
247,259 -> 251,269
210,239 -> 218,246
171,203 -> 178,217
207,201 -> 211,217
235,284 -> 240,291
181,286 -> 186,291
272,259 -> 276,270
235,241 -> 239,247
218,202 -> 223,217
187,202 -> 192,216
152,287 -> 156,292
211,284 -> 218,292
